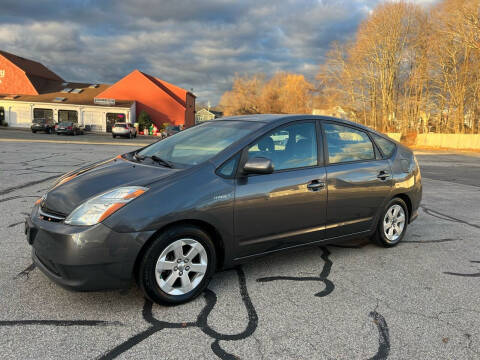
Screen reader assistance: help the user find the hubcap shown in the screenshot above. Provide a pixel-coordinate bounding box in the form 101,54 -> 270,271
155,239 -> 208,296
383,204 -> 406,242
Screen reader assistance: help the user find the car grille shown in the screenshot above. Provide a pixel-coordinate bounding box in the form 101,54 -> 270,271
39,207 -> 66,222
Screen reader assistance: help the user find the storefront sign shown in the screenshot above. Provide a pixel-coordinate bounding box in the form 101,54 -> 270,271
94,98 -> 115,106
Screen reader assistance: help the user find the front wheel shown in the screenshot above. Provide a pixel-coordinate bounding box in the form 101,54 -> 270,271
138,225 -> 216,305
371,198 -> 408,247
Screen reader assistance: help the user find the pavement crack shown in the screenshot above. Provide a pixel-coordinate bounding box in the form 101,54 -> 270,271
14,263 -> 36,280
444,260 -> 480,277
421,205 -> 480,230
368,311 -> 390,360
403,238 -> 460,244
0,319 -> 122,327
98,266 -> 258,360
0,175 -> 58,196
256,246 -> 335,297
0,195 -> 39,204
8,221 -> 24,228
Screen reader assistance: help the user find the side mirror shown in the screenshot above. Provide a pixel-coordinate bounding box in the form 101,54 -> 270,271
243,157 -> 274,175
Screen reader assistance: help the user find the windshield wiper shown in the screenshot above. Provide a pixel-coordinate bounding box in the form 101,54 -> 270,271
133,153 -> 173,168
150,155 -> 174,168
134,153 -> 145,161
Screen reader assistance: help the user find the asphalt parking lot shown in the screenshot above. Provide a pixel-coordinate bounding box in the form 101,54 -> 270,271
0,133 -> 479,359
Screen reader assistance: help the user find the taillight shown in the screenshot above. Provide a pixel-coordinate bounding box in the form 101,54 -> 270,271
67,126 -> 72,130
55,125 -> 58,129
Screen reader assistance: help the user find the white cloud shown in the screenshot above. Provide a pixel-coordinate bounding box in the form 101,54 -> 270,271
0,0 -> 401,102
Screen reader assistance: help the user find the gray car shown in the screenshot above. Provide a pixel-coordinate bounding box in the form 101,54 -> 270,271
25,115 -> 422,305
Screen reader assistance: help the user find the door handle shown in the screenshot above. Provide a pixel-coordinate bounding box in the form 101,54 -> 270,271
307,180 -> 325,191
377,170 -> 390,180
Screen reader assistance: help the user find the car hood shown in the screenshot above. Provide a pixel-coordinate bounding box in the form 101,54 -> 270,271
43,157 -> 177,215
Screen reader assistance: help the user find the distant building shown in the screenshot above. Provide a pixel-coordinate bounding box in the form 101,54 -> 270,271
0,50 -> 195,131
312,106 -> 348,119
195,108 -> 223,124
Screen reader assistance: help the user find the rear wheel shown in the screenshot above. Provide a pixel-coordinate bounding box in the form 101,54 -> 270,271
112,134 -> 116,138
32,130 -> 36,133
138,225 -> 216,305
371,197 -> 408,247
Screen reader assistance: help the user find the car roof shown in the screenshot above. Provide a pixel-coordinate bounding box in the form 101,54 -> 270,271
218,114 -> 373,132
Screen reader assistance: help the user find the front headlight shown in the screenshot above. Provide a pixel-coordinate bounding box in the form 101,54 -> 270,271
65,186 -> 148,226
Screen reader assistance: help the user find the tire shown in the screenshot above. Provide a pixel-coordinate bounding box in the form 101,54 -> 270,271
371,197 -> 409,247
112,134 -> 116,138
56,132 -> 60,135
129,132 -> 132,139
138,225 -> 216,305
32,130 -> 36,133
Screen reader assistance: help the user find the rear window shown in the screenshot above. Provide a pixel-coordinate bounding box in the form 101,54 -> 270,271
372,134 -> 396,158
115,124 -> 127,128
324,123 -> 375,164
58,122 -> 73,126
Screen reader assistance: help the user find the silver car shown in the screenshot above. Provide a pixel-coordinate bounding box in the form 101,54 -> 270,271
112,122 -> 137,138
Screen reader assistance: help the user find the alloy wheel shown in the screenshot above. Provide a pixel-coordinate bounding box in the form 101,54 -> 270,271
383,204 -> 406,242
154,238 -> 208,296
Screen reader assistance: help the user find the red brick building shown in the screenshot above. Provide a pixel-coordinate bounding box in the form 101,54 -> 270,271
0,50 -> 64,95
0,50 -> 195,130
97,70 -> 196,128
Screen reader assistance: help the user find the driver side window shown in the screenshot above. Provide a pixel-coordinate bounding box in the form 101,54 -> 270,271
247,122 -> 317,171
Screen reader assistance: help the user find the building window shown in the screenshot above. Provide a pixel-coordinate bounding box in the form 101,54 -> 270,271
33,108 -> 54,124
58,110 -> 78,123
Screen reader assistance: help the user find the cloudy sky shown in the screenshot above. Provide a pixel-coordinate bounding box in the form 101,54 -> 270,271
0,0 -> 437,104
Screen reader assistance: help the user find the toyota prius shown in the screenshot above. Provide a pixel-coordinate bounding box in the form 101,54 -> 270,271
25,115 -> 422,304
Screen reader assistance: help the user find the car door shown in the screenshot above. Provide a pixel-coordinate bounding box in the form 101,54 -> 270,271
322,121 -> 393,238
234,120 -> 327,259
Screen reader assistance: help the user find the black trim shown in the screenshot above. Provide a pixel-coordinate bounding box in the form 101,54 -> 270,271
370,133 -> 397,160
320,120 -> 381,166
215,153 -> 241,179
236,119 -> 321,177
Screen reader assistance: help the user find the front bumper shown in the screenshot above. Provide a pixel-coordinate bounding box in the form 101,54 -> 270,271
25,206 -> 155,291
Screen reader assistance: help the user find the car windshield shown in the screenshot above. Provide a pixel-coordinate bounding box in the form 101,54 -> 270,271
137,121 -> 262,167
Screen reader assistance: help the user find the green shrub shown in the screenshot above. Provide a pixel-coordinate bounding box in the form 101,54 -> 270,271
137,110 -> 152,132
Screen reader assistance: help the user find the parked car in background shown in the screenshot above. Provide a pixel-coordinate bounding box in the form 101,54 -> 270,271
31,118 -> 55,134
112,122 -> 137,138
165,125 -> 181,137
55,122 -> 83,135
26,115 -> 421,305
